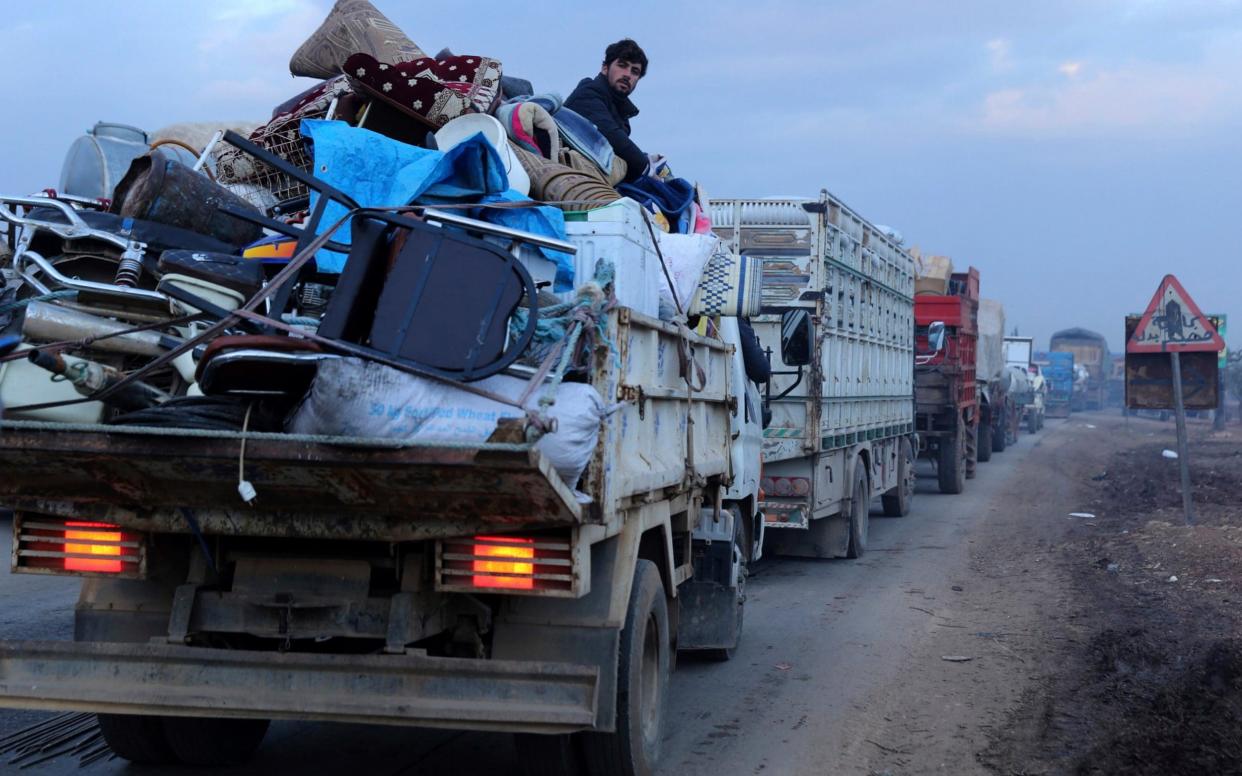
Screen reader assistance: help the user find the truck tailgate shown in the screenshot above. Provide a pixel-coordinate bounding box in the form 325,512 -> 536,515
0,420 -> 582,541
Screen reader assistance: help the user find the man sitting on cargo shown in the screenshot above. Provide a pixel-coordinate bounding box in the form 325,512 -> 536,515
565,38 -> 665,184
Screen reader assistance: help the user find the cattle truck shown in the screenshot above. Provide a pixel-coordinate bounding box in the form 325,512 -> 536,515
0,212 -> 763,776
1050,327 -> 1110,411
914,268 -> 980,493
710,191 -> 917,559
1044,351 -> 1075,417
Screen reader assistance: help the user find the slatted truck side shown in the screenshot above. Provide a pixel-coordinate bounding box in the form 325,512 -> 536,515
0,235 -> 763,776
710,192 -> 916,559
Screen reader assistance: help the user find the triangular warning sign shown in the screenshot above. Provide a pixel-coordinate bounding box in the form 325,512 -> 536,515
1127,274 -> 1225,353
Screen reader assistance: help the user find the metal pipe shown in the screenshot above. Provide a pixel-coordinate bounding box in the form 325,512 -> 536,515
22,301 -> 177,357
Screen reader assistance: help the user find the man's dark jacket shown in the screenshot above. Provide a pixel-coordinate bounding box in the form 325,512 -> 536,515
564,74 -> 646,183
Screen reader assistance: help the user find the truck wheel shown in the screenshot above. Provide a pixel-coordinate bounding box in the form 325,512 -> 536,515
581,559 -> 669,776
97,714 -> 177,764
991,420 -> 1007,453
846,464 -> 870,558
977,422 -> 993,462
882,438 -> 913,517
964,424 -> 978,480
937,428 -> 965,494
161,717 -> 270,766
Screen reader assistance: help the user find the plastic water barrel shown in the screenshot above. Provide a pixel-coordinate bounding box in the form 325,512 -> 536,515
58,122 -> 150,200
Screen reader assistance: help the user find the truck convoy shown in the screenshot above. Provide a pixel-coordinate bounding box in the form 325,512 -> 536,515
0,167 -> 984,774
711,193 -> 917,557
914,268 -> 979,493
1050,328 -> 1110,411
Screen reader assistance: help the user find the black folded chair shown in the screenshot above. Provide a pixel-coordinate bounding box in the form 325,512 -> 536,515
318,211 -> 539,381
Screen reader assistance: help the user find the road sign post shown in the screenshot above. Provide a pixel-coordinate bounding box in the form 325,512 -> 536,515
1126,275 -> 1225,526
1169,352 -> 1194,524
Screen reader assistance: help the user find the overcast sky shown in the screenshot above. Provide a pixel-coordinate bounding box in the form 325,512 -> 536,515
1,0 -> 1238,352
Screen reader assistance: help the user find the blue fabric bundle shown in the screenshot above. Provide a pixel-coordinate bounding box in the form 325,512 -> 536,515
616,176 -> 697,233
301,120 -> 573,289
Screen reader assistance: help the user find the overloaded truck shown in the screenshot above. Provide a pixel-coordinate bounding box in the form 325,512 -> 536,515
1004,336 -> 1044,432
1044,351 -> 1074,417
976,298 -> 1008,459
1050,328 -> 1110,411
711,192 -> 917,557
0,198 -> 764,776
914,267 -> 979,493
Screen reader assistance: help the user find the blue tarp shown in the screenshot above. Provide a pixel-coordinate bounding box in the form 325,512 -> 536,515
301,120 -> 573,290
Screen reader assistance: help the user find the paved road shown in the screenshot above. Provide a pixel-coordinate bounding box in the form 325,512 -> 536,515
0,421 -> 1053,775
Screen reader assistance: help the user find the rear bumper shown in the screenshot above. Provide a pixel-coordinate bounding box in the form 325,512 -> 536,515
0,640 -> 599,734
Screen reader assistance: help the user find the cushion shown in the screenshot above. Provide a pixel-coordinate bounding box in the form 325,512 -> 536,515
289,0 -> 426,79
345,52 -> 502,129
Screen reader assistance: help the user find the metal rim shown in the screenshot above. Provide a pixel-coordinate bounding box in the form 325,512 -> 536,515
639,611 -> 663,752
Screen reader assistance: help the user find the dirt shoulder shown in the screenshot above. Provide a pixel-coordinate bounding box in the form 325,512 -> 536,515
856,413 -> 1242,775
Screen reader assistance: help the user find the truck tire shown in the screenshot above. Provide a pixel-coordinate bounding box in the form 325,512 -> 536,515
977,422 -> 993,462
846,464 -> 870,558
882,437 -> 913,517
937,427 -> 965,494
581,559 -> 669,776
161,717 -> 270,766
991,420 -> 1007,453
97,714 -> 177,764
965,424 -> 978,480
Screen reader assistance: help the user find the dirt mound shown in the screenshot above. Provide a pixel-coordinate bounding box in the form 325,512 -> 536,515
1075,640 -> 1242,775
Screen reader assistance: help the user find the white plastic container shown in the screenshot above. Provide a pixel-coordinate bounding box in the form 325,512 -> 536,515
562,198 -> 661,317
0,352 -> 104,423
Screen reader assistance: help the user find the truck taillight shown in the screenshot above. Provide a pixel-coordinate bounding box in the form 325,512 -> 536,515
437,533 -> 578,596
760,476 -> 811,498
64,522 -> 123,573
12,513 -> 146,578
472,537 -> 536,590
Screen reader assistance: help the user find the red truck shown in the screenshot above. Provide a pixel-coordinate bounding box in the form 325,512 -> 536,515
914,268 -> 980,494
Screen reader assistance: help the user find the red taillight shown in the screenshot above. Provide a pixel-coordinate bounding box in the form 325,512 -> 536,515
12,514 -> 145,578
472,536 -> 536,590
64,522 -> 123,573
438,533 -> 577,596
762,476 -> 811,498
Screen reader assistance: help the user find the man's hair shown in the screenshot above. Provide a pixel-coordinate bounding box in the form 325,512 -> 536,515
602,39 -> 648,76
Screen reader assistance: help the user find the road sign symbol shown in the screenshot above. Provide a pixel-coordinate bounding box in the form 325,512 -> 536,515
1127,274 -> 1225,353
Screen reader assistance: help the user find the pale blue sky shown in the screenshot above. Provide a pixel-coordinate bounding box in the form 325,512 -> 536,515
1,0 -> 1238,351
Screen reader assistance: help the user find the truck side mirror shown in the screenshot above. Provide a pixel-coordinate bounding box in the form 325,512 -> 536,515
780,310 -> 814,366
927,321 -> 946,353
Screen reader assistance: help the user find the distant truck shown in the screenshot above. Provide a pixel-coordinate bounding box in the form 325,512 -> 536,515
1004,336 -> 1044,432
1044,351 -> 1075,417
976,298 -> 1009,459
711,192 -> 918,559
1050,328 -> 1110,410
914,268 -> 979,493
